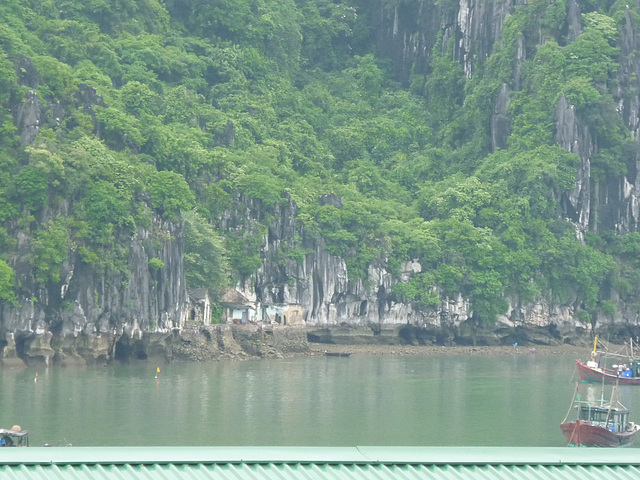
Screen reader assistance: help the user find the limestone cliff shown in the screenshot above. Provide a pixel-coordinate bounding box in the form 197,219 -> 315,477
229,0 -> 640,336
1,55 -> 189,366
370,0 -> 640,237
227,193 -> 582,335
6,1 -> 640,367
1,211 -> 188,366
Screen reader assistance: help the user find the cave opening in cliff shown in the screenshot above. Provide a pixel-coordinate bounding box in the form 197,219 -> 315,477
13,335 -> 27,361
135,349 -> 148,360
359,300 -> 367,316
113,339 -> 130,362
113,338 -> 149,362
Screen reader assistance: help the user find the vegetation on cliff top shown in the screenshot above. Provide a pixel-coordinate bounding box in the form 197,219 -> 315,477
0,0 -> 639,326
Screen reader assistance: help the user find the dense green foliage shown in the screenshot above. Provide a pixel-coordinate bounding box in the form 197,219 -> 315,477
0,0 -> 639,325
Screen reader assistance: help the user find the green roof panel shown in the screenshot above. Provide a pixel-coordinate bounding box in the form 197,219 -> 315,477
1,447 -> 639,479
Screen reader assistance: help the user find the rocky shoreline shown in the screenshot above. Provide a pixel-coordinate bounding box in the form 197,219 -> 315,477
171,324 -> 596,364
309,343 -> 590,358
0,323 -> 601,367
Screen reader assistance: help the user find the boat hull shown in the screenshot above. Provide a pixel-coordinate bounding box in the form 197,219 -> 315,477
575,360 -> 640,386
561,421 -> 640,447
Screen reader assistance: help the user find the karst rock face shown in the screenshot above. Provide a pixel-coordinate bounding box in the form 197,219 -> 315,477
5,1 -> 640,365
233,1 -> 640,332
1,54 -> 188,366
370,0 -> 640,236
229,192 -> 581,336
1,205 -> 188,366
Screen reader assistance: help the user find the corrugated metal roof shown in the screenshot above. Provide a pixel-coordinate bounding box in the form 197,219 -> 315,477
1,447 -> 640,479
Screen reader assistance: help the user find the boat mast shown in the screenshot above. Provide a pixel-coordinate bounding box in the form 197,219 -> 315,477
562,383 -> 580,424
604,376 -> 621,429
592,335 -> 598,362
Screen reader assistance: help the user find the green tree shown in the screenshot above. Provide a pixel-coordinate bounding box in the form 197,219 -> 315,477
226,227 -> 265,278
146,170 -> 195,221
165,0 -> 254,42
392,272 -> 439,310
183,209 -> 229,292
0,259 -> 15,302
120,81 -> 159,116
32,55 -> 76,98
94,107 -> 144,151
0,52 -> 17,106
30,217 -> 70,284
13,165 -> 48,211
81,180 -> 133,244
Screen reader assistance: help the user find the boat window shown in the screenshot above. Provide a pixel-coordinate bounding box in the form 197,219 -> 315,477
580,408 -> 609,423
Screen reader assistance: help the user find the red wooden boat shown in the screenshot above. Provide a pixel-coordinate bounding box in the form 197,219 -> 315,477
575,359 -> 640,386
561,383 -> 640,447
561,417 -> 639,447
575,335 -> 640,385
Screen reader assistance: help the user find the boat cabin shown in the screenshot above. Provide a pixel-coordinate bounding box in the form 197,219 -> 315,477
578,405 -> 630,433
625,360 -> 640,377
0,427 -> 29,447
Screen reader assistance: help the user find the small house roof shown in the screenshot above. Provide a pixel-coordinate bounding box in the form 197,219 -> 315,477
188,288 -> 209,301
221,287 -> 252,307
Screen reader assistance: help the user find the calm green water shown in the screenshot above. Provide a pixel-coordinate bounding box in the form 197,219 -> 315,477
1,353 -> 635,447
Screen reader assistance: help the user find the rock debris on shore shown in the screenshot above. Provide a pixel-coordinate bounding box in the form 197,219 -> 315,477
309,343 -> 589,357
172,324 -> 594,363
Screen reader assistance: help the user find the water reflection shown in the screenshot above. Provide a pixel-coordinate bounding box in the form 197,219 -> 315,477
2,353 -> 635,447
